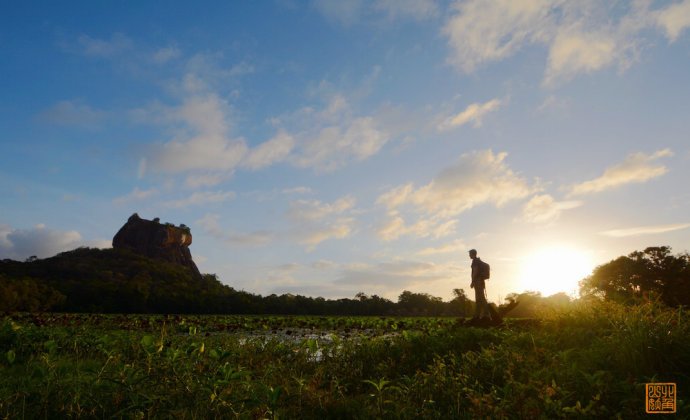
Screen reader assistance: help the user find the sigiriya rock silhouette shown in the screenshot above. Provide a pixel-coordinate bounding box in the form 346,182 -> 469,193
112,213 -> 202,280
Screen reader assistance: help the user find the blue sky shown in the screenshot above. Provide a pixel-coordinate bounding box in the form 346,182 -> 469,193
2,0 -> 690,302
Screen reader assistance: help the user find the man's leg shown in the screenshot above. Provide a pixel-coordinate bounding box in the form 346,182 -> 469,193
473,286 -> 483,319
477,287 -> 490,319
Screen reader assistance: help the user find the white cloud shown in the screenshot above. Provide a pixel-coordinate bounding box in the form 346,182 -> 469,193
599,223 -> 690,238
443,0 -> 555,73
288,196 -> 356,222
292,115 -> 389,172
243,131 -> 295,170
148,94 -> 248,173
377,211 -> 457,241
300,218 -> 356,248
38,100 -> 106,127
164,190 -> 236,208
569,149 -> 673,196
438,98 -> 503,130
287,196 -> 358,249
544,28 -> 617,86
443,0 -> 690,85
0,224 -> 90,259
380,150 -> 533,219
376,150 -> 532,240
269,84 -> 397,172
655,0 -> 690,41
521,194 -> 582,224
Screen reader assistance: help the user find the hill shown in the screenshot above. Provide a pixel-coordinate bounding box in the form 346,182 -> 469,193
0,247 -> 235,313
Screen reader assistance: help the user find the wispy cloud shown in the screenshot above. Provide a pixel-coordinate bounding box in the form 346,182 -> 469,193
376,150 -> 532,240
569,149 -> 673,196
288,196 -> 358,249
184,173 -> 229,189
288,196 -> 356,222
654,0 -> 690,42
144,93 -> 248,174
521,194 -> 582,224
438,98 -> 503,130
599,223 -> 690,238
282,186 -> 313,195
152,46 -> 181,64
443,0 -> 553,73
113,187 -> 158,205
299,219 -> 356,249
74,33 -> 133,58
164,190 -> 236,208
283,93 -> 391,172
443,1 -> 690,85
377,211 -> 457,241
243,131 -> 295,170
379,149 -> 533,219
38,100 -> 106,128
416,239 -> 467,256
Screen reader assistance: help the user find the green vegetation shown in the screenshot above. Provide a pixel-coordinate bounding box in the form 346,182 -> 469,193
0,247 -> 577,317
580,246 -> 690,307
0,247 -> 483,315
1,300 -> 688,418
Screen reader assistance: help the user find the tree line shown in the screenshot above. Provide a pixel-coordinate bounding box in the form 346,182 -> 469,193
1,245 -> 687,315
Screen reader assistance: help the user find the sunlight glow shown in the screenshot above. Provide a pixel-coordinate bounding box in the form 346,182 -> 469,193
519,245 -> 594,297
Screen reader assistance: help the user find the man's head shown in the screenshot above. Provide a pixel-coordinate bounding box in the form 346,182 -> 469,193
469,249 -> 477,259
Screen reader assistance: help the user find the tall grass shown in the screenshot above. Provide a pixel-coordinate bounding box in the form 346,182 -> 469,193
0,300 -> 688,418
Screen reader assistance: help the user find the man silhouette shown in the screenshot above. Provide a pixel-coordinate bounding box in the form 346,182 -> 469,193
469,249 -> 491,322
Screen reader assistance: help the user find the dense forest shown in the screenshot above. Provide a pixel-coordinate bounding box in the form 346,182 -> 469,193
1,245 -> 688,315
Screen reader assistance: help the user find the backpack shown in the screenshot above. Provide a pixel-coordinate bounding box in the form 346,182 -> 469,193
478,259 -> 490,280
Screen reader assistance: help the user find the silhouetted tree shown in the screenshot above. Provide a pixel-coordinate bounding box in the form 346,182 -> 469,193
580,246 -> 690,307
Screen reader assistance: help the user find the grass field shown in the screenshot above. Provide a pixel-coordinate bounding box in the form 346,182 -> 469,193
1,300 -> 688,418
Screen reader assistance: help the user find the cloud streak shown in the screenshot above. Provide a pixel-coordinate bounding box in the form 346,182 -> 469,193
438,98 -> 503,130
569,149 -> 673,196
599,223 -> 690,238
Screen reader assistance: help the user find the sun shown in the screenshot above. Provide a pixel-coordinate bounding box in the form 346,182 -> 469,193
518,245 -> 594,297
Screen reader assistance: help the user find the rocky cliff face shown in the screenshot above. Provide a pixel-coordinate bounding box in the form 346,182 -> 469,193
112,213 -> 201,279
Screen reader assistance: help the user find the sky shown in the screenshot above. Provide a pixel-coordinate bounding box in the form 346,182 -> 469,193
2,0 -> 690,303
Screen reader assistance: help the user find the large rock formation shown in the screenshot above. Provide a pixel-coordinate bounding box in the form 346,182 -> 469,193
112,213 -> 202,279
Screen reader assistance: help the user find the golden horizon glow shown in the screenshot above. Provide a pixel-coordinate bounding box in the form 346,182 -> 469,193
518,245 -> 594,297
